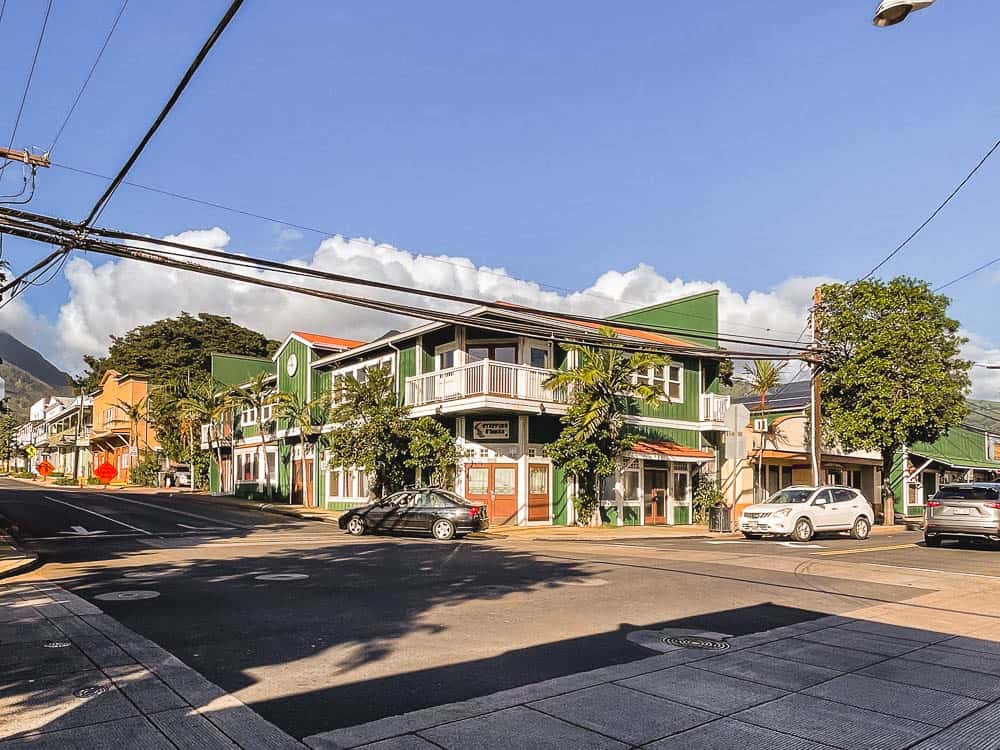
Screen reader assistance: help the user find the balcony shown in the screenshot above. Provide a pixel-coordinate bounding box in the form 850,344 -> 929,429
405,360 -> 569,412
700,393 -> 731,425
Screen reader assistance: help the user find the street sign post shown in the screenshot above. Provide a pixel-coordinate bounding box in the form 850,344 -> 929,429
36,460 -> 54,478
94,461 -> 117,485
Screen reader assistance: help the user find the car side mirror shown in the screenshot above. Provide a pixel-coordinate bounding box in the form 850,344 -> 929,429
813,498 -> 828,507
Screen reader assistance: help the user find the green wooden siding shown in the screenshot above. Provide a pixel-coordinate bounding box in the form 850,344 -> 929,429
277,339 -> 311,429
673,506 -> 691,525
627,358 -> 701,422
552,466 -> 569,525
398,345 -> 418,401
211,354 -> 275,386
610,290 -> 719,349
627,424 -> 701,450
600,506 -> 618,525
623,505 -> 640,526
326,500 -> 366,511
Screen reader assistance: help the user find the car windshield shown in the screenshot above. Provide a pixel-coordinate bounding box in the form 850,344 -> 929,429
764,489 -> 813,504
935,486 -> 1000,501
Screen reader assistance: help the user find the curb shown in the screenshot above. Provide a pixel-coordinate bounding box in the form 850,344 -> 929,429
159,492 -> 343,525
0,512 -> 39,580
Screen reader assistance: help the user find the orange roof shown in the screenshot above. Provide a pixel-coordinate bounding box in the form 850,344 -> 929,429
291,331 -> 365,350
631,439 -> 715,460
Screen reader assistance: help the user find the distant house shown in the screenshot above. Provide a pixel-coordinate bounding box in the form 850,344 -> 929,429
89,371 -> 159,484
721,381 -> 881,519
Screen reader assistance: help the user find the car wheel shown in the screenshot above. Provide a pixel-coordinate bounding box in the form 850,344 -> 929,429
432,519 -> 456,541
850,516 -> 871,540
924,533 -> 941,547
792,518 -> 813,543
346,516 -> 366,536
742,532 -> 759,539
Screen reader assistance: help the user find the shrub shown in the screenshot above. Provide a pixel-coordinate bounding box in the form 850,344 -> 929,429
52,477 -> 79,486
129,449 -> 161,487
14,471 -> 36,480
48,471 -> 66,478
86,476 -> 105,485
692,478 -> 726,524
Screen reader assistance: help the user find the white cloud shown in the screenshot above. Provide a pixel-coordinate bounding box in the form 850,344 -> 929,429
963,331 -> 1000,400
4,225 -> 998,402
0,296 -> 58,355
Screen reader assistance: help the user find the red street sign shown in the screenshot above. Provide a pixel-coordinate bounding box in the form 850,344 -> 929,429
36,460 -> 54,478
94,461 -> 117,484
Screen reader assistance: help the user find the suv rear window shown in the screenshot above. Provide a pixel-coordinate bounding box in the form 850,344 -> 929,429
935,486 -> 1000,501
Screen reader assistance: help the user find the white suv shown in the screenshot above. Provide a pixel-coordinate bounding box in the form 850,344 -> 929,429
738,486 -> 874,542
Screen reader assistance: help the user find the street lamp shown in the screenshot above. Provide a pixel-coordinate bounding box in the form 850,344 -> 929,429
873,0 -> 935,27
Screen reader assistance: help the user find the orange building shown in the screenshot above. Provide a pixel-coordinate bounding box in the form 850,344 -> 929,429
89,371 -> 159,484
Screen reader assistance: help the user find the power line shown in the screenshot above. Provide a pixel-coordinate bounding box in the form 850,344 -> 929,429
48,0 -> 129,156
0,211 -> 808,362
82,0 -> 245,228
934,254 -> 1000,293
51,161 -> 807,342
859,137 -> 1000,281
0,0 -> 53,181
6,204 -> 815,352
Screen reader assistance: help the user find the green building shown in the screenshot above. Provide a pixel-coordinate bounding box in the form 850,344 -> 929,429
207,293 -> 732,526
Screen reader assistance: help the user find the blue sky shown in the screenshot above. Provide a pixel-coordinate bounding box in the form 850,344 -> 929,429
1,1 -> 997,389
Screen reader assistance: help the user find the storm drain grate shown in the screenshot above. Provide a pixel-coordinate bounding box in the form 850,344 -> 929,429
73,686 -> 107,699
664,635 -> 730,651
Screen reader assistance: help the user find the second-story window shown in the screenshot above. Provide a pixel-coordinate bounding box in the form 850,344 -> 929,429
635,364 -> 684,401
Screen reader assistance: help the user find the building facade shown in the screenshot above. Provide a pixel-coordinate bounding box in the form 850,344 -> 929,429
89,371 -> 159,485
208,293 -> 731,527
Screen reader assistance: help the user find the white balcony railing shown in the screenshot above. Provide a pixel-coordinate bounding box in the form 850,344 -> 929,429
700,393 -> 731,423
405,360 -> 568,407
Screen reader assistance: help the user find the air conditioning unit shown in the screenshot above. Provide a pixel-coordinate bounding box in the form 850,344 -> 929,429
752,418 -> 769,434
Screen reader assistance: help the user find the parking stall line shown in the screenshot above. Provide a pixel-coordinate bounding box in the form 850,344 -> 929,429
812,543 -> 918,556
44,495 -> 152,535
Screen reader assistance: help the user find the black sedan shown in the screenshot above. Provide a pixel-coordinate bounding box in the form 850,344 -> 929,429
338,488 -> 489,540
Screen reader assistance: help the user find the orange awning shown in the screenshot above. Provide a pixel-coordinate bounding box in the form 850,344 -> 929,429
629,439 -> 714,463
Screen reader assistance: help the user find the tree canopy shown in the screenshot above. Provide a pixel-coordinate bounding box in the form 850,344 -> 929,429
815,277 -> 971,492
78,312 -> 278,390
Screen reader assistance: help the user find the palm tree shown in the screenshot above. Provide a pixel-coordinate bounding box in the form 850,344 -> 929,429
273,391 -> 330,505
743,360 -> 786,411
178,380 -> 229,492
228,372 -> 277,497
543,328 -> 672,524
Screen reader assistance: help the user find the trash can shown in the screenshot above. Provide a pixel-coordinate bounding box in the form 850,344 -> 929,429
709,505 -> 731,533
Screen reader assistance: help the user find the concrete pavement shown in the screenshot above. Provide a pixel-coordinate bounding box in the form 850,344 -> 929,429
0,579 -> 305,749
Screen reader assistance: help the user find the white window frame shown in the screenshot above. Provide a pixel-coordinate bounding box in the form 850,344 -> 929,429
436,343 -> 458,371
331,355 -> 395,404
667,364 -> 683,401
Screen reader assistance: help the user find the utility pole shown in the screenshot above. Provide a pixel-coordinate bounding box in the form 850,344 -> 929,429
72,387 -> 84,480
0,147 -> 50,169
810,287 -> 823,486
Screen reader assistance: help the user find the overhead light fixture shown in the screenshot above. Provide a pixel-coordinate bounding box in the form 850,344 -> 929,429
873,0 -> 935,27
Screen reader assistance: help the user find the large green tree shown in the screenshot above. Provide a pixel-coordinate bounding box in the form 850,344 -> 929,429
815,277 -> 971,502
79,313 -> 278,465
77,313 -> 278,390
324,365 -> 458,498
544,328 -> 671,525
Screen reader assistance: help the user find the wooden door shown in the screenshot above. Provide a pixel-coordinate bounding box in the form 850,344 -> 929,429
465,464 -> 519,525
527,464 -> 550,521
292,458 -> 315,505
644,468 -> 668,525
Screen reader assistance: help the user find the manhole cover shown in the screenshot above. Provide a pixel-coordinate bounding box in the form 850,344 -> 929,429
73,686 -> 107,699
94,590 -> 160,601
43,641 -> 72,649
664,635 -> 730,651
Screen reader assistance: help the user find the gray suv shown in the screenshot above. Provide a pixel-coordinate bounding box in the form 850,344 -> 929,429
924,483 -> 1000,547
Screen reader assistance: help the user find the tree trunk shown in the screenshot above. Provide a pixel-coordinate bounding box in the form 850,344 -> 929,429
300,452 -> 307,506
880,444 -> 898,527
258,417 -> 271,498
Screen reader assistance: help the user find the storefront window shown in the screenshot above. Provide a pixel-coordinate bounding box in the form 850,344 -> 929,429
624,470 -> 640,503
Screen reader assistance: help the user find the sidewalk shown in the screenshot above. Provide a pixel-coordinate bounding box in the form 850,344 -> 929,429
0,579 -> 305,749
0,518 -> 36,579
304,613 -> 1000,750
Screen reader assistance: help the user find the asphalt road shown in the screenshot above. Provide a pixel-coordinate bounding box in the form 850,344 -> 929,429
1,478 -> 992,739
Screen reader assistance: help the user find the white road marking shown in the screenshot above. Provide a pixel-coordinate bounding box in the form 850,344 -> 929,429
254,573 -> 309,581
775,542 -> 825,549
44,495 -> 151,535
94,590 -> 160,601
557,577 -> 609,587
59,526 -> 107,537
100,493 -> 248,529
177,523 -> 231,531
706,541 -> 750,545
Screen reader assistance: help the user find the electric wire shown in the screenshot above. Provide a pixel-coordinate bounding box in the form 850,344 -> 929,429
859,137 -> 1000,281
82,0 -> 245,228
934,255 -> 1000,293
51,161 -> 807,341
48,0 -> 129,156
0,0 -> 54,181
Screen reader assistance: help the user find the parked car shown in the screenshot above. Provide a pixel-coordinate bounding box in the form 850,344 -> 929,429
338,488 -> 489,540
924,483 -> 1000,547
738,486 -> 874,542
